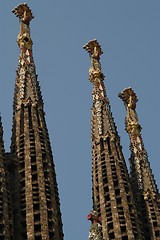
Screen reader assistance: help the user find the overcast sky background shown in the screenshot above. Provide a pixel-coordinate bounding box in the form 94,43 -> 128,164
0,1 -> 160,239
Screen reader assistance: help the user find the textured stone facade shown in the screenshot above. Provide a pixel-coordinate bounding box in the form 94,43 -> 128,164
84,40 -> 143,240
1,3 -> 160,240
0,4 -> 63,239
119,88 -> 160,239
0,121 -> 12,239
84,40 -> 160,240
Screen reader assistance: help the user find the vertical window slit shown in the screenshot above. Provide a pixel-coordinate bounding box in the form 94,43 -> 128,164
20,104 -> 24,134
106,137 -> 112,155
100,138 -> 104,152
28,104 -> 32,129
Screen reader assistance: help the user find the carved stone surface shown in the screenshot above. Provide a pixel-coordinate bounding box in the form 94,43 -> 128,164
84,40 -> 143,239
119,87 -> 160,239
1,4 -> 64,239
0,120 -> 12,239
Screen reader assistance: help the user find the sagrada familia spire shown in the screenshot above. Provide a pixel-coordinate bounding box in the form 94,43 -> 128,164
84,40 -> 160,239
0,3 -> 160,240
0,3 -> 63,239
119,88 -> 160,239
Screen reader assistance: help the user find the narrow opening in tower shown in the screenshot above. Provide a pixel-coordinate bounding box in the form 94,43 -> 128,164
100,138 -> 104,152
20,104 -> 24,134
106,137 -> 112,155
28,104 -> 33,129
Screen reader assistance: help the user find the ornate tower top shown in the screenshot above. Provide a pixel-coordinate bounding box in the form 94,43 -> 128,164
83,39 -> 103,59
12,3 -> 34,56
119,87 -> 160,238
12,3 -> 34,24
84,41 -> 142,239
118,87 -> 138,108
10,4 -> 63,239
119,87 -> 158,191
119,87 -> 141,135
83,39 -> 108,113
12,3 -> 39,107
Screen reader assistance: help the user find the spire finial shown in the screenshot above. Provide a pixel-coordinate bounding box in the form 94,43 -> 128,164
12,3 -> 34,24
83,39 -> 103,60
118,87 -> 141,134
83,39 -> 108,103
12,3 -> 34,61
118,87 -> 138,109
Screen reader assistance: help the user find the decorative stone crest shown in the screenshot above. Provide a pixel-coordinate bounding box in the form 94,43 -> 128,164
119,87 -> 141,135
83,40 -> 108,103
12,3 -> 34,24
12,3 -> 39,103
12,4 -> 33,53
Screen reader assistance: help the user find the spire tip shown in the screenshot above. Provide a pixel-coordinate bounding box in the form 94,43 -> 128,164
12,3 -> 34,23
83,39 -> 103,58
118,87 -> 138,106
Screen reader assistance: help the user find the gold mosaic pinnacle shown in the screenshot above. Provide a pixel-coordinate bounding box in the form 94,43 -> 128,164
119,87 -> 141,134
9,4 -> 64,239
118,87 -> 138,109
12,3 -> 34,24
83,39 -> 103,59
13,3 -> 34,52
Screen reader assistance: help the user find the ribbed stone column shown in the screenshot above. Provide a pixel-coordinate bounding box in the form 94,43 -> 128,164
84,40 -> 143,239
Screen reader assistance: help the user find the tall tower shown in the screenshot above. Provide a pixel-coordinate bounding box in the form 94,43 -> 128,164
119,87 -> 160,239
10,4 -> 63,239
84,40 -> 143,239
0,118 -> 12,239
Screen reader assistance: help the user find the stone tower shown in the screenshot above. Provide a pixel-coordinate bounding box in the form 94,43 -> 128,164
9,4 -> 63,239
119,87 -> 160,239
84,40 -> 143,239
0,118 -> 12,239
